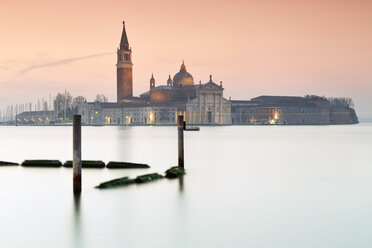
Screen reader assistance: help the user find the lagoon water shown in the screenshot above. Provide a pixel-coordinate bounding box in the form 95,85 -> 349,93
0,124 -> 371,248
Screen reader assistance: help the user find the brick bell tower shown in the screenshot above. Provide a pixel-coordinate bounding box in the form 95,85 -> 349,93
116,21 -> 133,102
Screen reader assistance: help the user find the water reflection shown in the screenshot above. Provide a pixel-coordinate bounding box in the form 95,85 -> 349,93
178,176 -> 184,193
72,194 -> 82,248
115,126 -> 134,162
1,125 -> 371,248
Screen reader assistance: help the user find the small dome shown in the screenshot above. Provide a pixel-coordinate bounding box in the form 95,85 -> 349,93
167,75 -> 173,86
173,62 -> 194,87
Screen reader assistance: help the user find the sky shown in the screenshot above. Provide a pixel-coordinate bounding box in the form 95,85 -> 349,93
0,0 -> 371,118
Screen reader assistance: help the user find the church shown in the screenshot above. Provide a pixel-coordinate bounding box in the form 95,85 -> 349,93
15,22 -> 358,126
81,21 -> 232,125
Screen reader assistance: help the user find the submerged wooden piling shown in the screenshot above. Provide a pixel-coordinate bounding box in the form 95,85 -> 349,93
73,115 -> 82,195
178,115 -> 184,168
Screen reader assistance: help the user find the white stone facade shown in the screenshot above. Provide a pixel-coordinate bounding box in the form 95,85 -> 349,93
186,81 -> 231,124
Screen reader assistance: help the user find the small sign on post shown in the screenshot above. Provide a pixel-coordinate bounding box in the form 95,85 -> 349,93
73,115 -> 82,194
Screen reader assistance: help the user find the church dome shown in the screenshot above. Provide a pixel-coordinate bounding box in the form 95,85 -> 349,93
173,62 -> 194,87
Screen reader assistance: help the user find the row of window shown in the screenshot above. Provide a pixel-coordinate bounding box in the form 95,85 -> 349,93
239,108 -> 319,114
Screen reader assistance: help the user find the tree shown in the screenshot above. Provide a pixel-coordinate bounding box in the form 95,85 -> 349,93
304,95 -> 327,100
73,96 -> 87,106
327,97 -> 354,109
55,91 -> 73,110
54,91 -> 73,121
95,94 -> 108,103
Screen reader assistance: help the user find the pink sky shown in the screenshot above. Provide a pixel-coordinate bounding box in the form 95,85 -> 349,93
0,0 -> 371,118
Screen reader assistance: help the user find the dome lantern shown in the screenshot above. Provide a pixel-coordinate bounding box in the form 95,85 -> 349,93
150,74 -> 155,89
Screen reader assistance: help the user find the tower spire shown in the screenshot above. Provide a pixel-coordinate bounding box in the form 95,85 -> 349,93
120,21 -> 129,50
117,21 -> 133,102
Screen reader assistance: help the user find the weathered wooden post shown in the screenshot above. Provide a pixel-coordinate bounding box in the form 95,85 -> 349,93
73,115 -> 82,194
178,115 -> 184,168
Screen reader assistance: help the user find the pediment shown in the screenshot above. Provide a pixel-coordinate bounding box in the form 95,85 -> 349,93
200,82 -> 223,90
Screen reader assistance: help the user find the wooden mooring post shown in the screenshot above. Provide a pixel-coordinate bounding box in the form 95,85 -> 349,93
73,115 -> 82,195
178,115 -> 184,168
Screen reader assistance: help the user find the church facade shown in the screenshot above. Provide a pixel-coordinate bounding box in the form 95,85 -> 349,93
79,21 -> 232,125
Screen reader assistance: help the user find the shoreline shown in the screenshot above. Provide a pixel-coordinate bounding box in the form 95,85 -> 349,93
0,123 -> 361,127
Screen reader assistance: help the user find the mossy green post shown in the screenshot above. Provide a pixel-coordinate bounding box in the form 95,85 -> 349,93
134,173 -> 164,183
165,166 -> 186,178
96,177 -> 135,188
106,161 -> 150,169
21,160 -> 62,167
0,161 -> 18,166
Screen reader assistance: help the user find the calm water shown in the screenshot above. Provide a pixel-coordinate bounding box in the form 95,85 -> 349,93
0,124 -> 371,248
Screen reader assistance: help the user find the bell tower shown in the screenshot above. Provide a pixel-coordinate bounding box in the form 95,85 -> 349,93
117,21 -> 133,102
